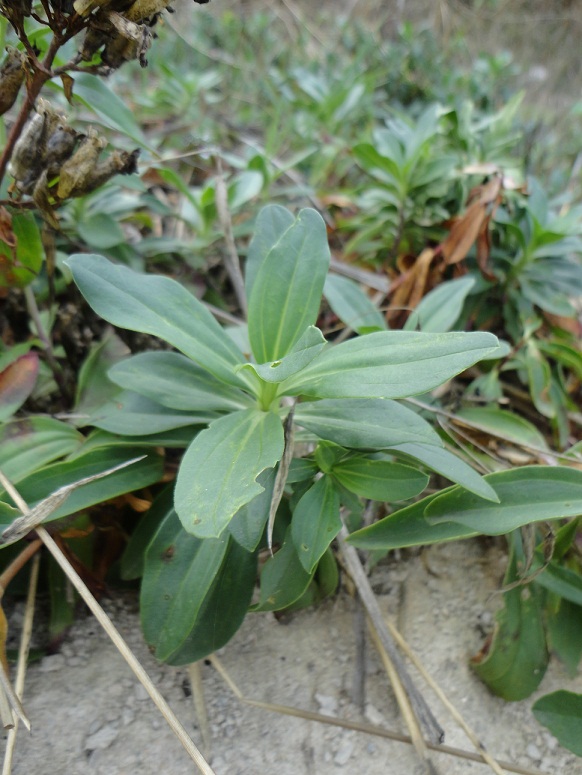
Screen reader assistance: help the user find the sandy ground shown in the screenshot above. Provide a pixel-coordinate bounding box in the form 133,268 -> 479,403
3,538 -> 582,775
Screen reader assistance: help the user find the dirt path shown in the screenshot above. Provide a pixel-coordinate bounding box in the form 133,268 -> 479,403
4,539 -> 582,775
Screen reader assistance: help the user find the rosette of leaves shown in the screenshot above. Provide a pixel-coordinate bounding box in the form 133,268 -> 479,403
61,203 -> 507,664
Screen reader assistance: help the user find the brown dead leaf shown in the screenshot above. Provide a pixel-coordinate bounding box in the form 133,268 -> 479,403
387,248 -> 438,327
0,208 -> 15,247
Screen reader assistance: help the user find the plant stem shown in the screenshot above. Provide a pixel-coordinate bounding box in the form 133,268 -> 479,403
24,285 -> 72,404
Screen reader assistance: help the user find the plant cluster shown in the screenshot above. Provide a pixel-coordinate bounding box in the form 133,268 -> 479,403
1,3 -> 582,762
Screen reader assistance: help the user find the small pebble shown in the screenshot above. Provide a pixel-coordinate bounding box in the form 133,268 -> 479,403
364,703 -> 387,726
84,723 -> 119,751
526,743 -> 542,762
334,740 -> 354,766
315,692 -> 338,716
39,654 -> 66,672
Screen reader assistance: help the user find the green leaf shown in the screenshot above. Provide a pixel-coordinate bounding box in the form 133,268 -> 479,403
291,476 -> 341,573
295,399 -> 443,449
525,341 -> 555,419
404,276 -> 475,333
71,72 -> 149,147
120,486 -> 174,580
534,560 -> 582,607
532,691 -> 582,756
453,407 -> 548,450
65,254 -> 247,389
140,510 -> 255,663
175,409 -> 284,538
245,204 -> 294,299
239,326 -> 326,384
314,441 -> 347,474
387,442 -> 498,501
90,391 -> 213,435
471,552 -> 548,701
0,448 -> 163,526
347,489 -> 478,551
546,601 -> 582,676
109,351 -> 250,411
77,213 -> 126,250
323,274 -> 386,333
228,468 -> 276,552
70,427 -> 196,454
426,467 -> 582,535
0,417 -> 83,483
283,331 -> 499,399
74,333 -> 128,420
252,527 -> 313,611
287,457 -> 319,483
48,555 -> 75,639
248,208 -> 330,363
332,457 -> 428,501
0,213 -> 44,288
0,353 -> 39,422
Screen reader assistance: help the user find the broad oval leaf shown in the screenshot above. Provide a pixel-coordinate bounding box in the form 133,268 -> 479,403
282,330 -> 499,399
332,457 -> 428,502
228,468 -> 276,552
140,505 -> 258,664
248,207 -> 330,363
295,398 -> 443,450
291,475 -> 341,573
175,409 -> 285,538
65,254 -> 247,389
121,485 -> 174,580
532,691 -> 582,756
0,213 -> 44,288
245,204 -> 294,299
0,353 -> 39,422
426,466 -> 582,534
471,552 -> 548,701
109,351 -> 250,412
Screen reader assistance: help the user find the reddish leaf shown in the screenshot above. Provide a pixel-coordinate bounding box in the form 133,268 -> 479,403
0,352 -> 39,420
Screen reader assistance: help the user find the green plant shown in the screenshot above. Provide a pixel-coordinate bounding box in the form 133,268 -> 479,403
59,203 -> 582,673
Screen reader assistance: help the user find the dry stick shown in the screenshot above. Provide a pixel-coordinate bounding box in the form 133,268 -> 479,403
214,163 -> 247,317
208,655 -> 545,775
337,525 -> 444,744
382,619 -> 508,775
0,478 -> 215,775
368,625 -> 439,775
0,540 -> 42,598
2,553 -> 40,775
187,662 -> 212,760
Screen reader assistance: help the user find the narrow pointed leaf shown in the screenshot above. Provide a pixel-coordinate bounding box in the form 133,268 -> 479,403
65,254 -> 247,388
323,274 -> 386,333
426,467 -> 582,534
175,409 -> 284,538
0,418 -> 83,483
332,458 -> 428,502
239,326 -> 326,383
404,276 -> 475,333
283,330 -> 499,399
296,399 -> 443,449
248,208 -> 330,363
347,489 -> 477,551
91,391 -> 214,435
109,351 -> 250,411
291,476 -> 341,573
387,442 -> 498,501
252,527 -> 313,611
